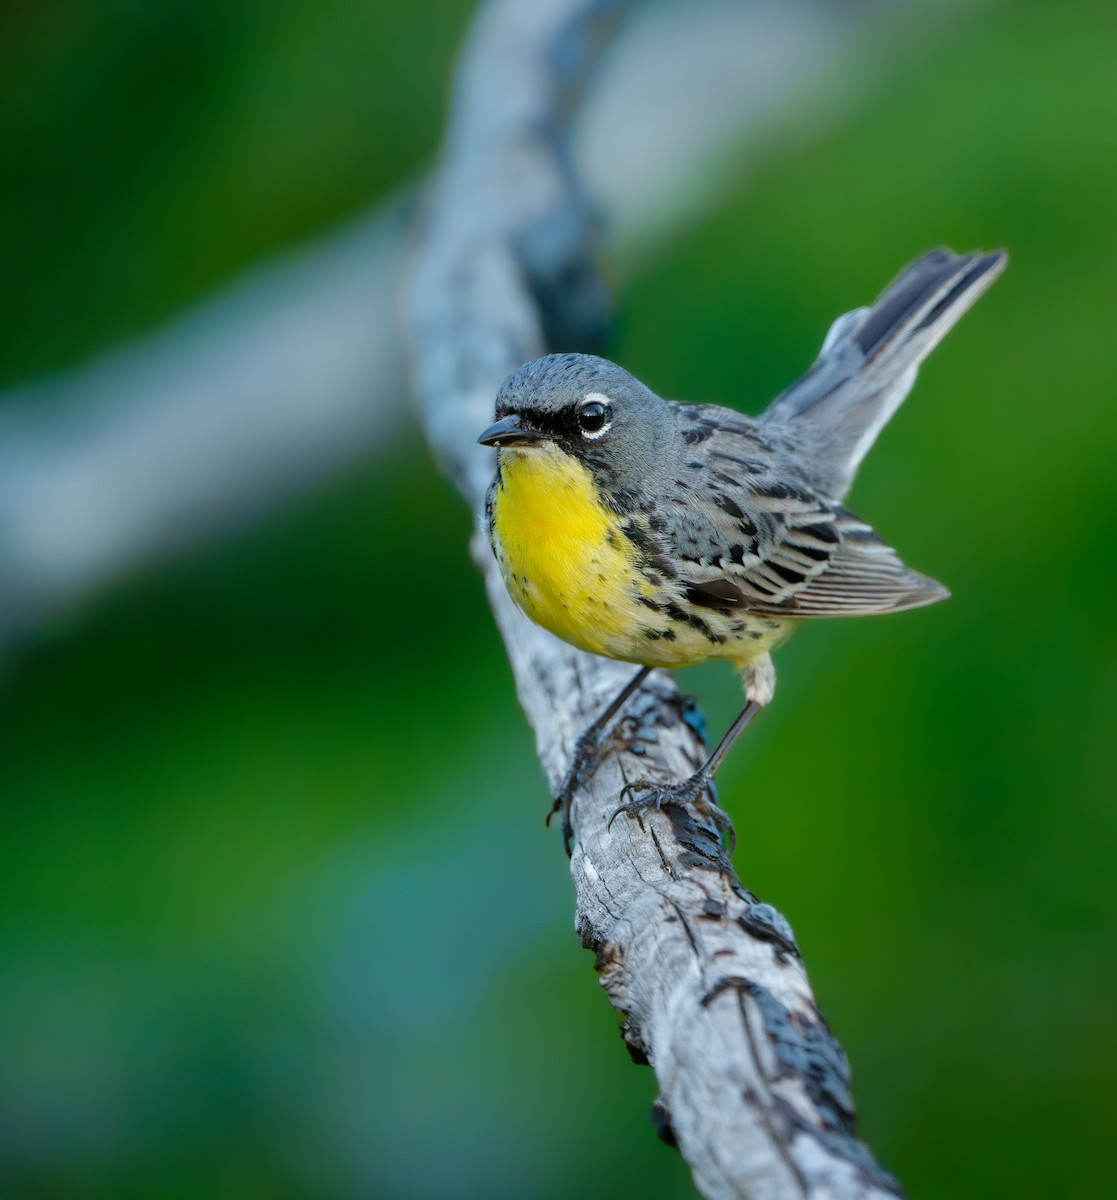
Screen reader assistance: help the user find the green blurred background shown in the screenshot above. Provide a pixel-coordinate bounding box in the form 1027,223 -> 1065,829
2,1 -> 1115,1197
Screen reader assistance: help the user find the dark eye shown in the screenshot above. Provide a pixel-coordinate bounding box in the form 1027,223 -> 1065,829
577,400 -> 609,434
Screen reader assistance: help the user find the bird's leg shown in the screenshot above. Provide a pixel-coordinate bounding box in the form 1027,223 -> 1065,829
611,699 -> 763,837
549,665 -> 652,853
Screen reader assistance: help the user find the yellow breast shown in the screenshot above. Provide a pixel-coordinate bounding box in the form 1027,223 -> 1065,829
489,443 -> 647,659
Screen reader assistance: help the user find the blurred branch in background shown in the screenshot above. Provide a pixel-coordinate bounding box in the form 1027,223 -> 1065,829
0,0 -> 981,644
406,1 -> 917,1196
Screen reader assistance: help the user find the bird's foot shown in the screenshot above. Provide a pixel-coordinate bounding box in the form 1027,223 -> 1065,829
609,770 -> 733,844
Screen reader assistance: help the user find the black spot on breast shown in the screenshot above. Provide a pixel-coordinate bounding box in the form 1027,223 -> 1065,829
622,520 -> 677,580
666,601 -> 725,643
729,544 -> 746,565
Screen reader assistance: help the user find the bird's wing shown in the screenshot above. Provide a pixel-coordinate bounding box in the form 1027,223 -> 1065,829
666,406 -> 947,617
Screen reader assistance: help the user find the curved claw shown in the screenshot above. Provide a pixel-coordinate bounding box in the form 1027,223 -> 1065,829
618,777 -> 657,806
608,770 -> 734,850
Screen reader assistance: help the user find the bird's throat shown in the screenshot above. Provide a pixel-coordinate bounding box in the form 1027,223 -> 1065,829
489,444 -> 643,656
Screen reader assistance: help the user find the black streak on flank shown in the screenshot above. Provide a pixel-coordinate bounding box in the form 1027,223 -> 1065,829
665,601 -> 725,643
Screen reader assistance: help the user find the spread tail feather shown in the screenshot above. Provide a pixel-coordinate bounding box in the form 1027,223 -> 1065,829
761,247 -> 1006,500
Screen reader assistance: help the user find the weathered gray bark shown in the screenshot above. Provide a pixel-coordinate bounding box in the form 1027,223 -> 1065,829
405,2 -> 905,1198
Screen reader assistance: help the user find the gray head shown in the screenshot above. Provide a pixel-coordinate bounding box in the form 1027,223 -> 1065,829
477,353 -> 674,499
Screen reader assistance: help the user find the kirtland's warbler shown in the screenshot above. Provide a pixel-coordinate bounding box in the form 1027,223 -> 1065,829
478,247 -> 1005,846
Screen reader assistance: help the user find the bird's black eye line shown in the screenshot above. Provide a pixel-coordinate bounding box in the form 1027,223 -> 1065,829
577,399 -> 610,434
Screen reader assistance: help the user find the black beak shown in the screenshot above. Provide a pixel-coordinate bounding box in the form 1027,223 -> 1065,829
476,413 -> 548,448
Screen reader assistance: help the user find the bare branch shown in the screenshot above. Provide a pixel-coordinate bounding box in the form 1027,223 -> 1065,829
406,1 -> 904,1197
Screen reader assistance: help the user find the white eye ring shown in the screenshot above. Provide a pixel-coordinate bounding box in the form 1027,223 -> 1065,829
577,392 -> 613,439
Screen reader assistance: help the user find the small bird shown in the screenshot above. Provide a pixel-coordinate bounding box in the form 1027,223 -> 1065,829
478,247 -> 1005,847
